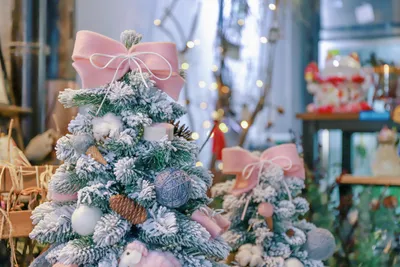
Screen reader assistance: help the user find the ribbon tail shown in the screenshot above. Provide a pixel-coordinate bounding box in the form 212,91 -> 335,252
231,172 -> 259,196
154,75 -> 184,101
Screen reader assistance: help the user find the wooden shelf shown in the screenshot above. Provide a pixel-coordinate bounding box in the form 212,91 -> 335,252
296,112 -> 360,121
338,174 -> 400,186
0,104 -> 32,117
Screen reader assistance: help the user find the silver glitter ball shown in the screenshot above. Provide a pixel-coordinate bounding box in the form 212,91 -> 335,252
155,169 -> 192,208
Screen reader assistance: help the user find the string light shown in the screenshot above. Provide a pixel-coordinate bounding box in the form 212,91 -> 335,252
181,62 -> 190,70
191,132 -> 200,140
237,19 -> 245,26
154,19 -> 161,26
256,80 -> 263,87
269,3 -> 276,10
240,120 -> 249,129
221,86 -> 230,93
219,122 -> 229,133
260,36 -> 268,43
198,81 -> 206,88
211,65 -> 219,72
203,120 -> 211,128
217,162 -> 223,170
217,109 -> 225,117
186,41 -> 195,48
194,39 -> 201,45
212,111 -> 219,119
200,102 -> 208,109
210,82 -> 218,90
196,161 -> 203,167
218,46 -> 224,53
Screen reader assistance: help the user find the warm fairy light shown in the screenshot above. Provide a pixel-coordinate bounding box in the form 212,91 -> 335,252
210,82 -> 218,90
196,161 -> 203,167
203,120 -> 211,129
187,41 -> 195,48
269,3 -> 276,10
212,111 -> 219,120
256,80 -> 263,87
199,81 -> 207,88
260,36 -> 268,43
241,120 -> 249,129
181,62 -> 190,70
219,123 -> 229,133
218,46 -> 224,53
194,39 -> 201,45
191,132 -> 200,140
217,108 -> 225,117
237,19 -> 245,26
200,102 -> 208,109
217,162 -> 223,170
154,19 -> 161,26
211,65 -> 219,72
221,86 -> 230,93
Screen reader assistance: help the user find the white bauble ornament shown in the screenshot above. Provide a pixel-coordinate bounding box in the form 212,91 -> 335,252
285,258 -> 304,267
71,205 -> 102,236
119,249 -> 142,267
304,227 -> 336,260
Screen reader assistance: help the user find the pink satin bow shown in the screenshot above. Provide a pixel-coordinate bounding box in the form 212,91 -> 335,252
222,144 -> 305,196
72,30 -> 184,100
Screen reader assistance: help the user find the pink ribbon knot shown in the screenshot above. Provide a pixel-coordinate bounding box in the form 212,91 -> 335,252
72,30 -> 184,100
222,144 -> 305,196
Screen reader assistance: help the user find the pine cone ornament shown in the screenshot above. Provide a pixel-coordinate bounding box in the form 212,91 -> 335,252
169,120 -> 193,141
109,195 -> 147,225
86,146 -> 107,165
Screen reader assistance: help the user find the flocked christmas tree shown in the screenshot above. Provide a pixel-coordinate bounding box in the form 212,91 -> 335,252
29,30 -> 230,267
211,144 -> 335,267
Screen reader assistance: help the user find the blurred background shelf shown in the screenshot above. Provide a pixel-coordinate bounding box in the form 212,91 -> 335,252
338,174 -> 400,186
0,104 -> 31,117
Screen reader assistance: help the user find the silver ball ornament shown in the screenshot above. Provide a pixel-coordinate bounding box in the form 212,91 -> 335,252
155,169 -> 192,208
71,205 -> 102,236
285,258 -> 304,267
304,228 -> 335,260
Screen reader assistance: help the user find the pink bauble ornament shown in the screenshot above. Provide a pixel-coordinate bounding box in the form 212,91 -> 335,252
258,202 -> 274,217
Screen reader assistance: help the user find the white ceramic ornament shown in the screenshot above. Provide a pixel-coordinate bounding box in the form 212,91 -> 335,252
92,113 -> 122,141
284,258 -> 304,267
71,205 -> 102,236
304,228 -> 336,260
143,123 -> 174,141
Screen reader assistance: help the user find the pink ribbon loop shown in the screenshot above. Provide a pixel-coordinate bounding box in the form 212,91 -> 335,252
72,30 -> 184,100
222,144 -> 305,196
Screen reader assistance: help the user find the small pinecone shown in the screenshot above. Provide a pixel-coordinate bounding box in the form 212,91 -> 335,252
109,195 -> 147,225
86,145 -> 107,165
169,120 -> 193,141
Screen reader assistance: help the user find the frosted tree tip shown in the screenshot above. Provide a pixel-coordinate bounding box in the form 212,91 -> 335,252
120,30 -> 143,48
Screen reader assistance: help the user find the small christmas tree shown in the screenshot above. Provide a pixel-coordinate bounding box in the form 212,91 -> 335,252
29,30 -> 230,267
212,144 -> 335,267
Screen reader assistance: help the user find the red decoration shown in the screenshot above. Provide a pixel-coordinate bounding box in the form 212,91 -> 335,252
212,121 -> 226,160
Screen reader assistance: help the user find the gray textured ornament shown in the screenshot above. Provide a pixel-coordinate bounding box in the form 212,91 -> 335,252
72,134 -> 94,154
304,228 -> 335,260
155,168 -> 192,208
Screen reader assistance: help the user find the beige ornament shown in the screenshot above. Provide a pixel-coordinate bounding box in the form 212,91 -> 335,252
85,146 -> 107,165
